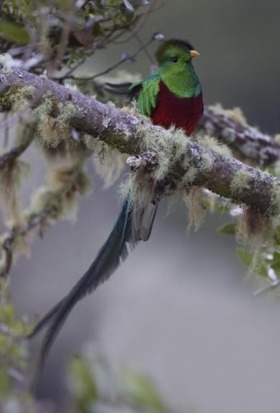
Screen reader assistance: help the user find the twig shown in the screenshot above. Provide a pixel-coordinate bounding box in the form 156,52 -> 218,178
0,135 -> 33,169
200,106 -> 280,166
68,34 -> 157,82
0,162 -> 85,278
0,208 -> 51,278
252,279 -> 280,296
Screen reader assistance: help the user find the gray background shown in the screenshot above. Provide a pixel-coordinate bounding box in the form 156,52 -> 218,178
9,1 -> 280,412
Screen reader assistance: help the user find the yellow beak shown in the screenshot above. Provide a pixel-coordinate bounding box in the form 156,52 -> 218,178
190,50 -> 200,58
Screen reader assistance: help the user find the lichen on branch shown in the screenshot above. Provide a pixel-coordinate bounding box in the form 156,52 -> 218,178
1,65 -> 280,279
0,66 -> 280,211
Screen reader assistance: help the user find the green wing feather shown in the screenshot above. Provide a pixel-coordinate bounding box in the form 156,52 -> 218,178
130,73 -> 160,117
105,73 -> 160,117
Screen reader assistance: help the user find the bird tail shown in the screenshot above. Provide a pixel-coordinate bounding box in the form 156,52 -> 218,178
28,197 -> 157,373
104,82 -> 142,100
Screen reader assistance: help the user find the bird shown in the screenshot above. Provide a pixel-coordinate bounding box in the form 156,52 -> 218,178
28,38 -> 203,373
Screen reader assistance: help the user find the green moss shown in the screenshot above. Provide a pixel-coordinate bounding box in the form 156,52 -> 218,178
91,140 -> 127,188
270,181 -> 280,217
165,189 -> 185,215
10,85 -> 35,112
119,174 -> 154,208
184,187 -> 206,232
28,161 -> 92,223
33,92 -> 57,119
0,53 -> 14,74
196,134 -> 232,158
230,169 -> 251,195
0,160 -> 29,225
85,131 -> 131,154
182,166 -> 198,184
28,187 -> 65,219
0,92 -> 12,111
209,104 -> 247,125
142,126 -> 187,181
0,85 -> 26,112
201,153 -> 214,171
0,281 -> 34,405
34,98 -> 77,149
32,94 -> 89,161
0,84 -> 35,112
56,101 -> 77,125
236,207 -> 270,253
117,125 -> 188,208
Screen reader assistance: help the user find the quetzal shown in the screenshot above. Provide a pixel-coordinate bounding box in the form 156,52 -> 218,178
29,39 -> 203,370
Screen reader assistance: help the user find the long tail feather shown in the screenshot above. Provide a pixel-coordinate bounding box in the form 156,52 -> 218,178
28,298 -> 65,339
104,82 -> 142,100
132,201 -> 158,241
104,82 -> 133,95
29,197 -> 157,374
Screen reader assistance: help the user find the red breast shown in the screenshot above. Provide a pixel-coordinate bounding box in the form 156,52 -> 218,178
151,81 -> 203,136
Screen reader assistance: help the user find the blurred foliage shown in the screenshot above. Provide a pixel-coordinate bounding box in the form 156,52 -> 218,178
0,281 -> 37,412
68,354 -> 172,413
218,211 -> 280,294
0,21 -> 30,44
0,0 -> 151,74
0,279 -> 175,412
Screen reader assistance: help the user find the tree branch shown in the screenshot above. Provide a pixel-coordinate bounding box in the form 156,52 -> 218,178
201,107 -> 280,166
0,67 -> 280,217
0,135 -> 33,169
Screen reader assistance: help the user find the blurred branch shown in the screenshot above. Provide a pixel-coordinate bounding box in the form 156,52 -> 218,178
201,106 -> 280,166
1,207 -> 51,278
0,134 -> 33,169
0,0 -> 152,76
0,150 -> 90,278
0,283 -> 37,412
60,33 -> 158,82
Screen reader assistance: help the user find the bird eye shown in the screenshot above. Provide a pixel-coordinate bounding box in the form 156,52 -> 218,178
170,56 -> 178,63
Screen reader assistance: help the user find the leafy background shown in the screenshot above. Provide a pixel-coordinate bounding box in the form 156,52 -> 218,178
3,0 -> 280,412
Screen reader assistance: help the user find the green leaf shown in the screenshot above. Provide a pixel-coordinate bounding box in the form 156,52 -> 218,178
271,253 -> 280,275
273,227 -> 280,245
0,370 -> 10,397
236,248 -> 269,277
256,263 -> 269,278
69,357 -> 98,410
236,247 -> 254,268
217,222 -> 236,235
271,251 -> 280,264
122,370 -> 166,413
56,0 -> 73,8
0,22 -> 30,44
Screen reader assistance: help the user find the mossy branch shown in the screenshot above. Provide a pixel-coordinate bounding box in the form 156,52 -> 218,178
201,106 -> 280,165
0,156 -> 91,278
0,67 -> 280,219
1,68 -> 280,159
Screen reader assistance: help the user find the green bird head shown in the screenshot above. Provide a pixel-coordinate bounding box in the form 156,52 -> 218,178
156,39 -> 199,76
127,38 -> 202,117
154,39 -> 201,98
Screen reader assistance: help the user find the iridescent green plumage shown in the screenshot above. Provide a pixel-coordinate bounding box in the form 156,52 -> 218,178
130,39 -> 202,118
133,73 -> 160,116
